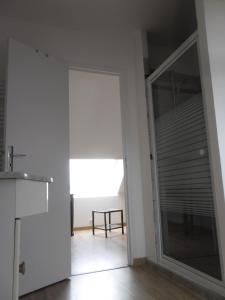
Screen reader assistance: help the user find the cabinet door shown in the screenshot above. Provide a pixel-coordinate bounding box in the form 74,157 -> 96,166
5,39 -> 70,295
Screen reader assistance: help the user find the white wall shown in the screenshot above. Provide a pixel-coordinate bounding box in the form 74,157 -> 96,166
74,194 -> 126,227
69,70 -> 123,159
134,32 -> 157,262
0,15 -> 153,293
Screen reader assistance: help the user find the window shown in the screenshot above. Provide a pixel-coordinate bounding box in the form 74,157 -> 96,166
70,159 -> 124,198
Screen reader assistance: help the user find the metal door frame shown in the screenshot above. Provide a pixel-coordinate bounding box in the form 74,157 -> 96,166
146,31 -> 225,294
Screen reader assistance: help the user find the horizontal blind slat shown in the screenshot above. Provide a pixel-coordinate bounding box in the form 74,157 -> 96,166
156,95 -> 215,216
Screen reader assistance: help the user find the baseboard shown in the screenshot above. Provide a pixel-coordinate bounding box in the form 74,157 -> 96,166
133,257 -> 147,267
74,223 -> 127,232
73,226 -> 92,231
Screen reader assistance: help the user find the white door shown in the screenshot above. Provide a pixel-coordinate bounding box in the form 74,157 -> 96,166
5,39 -> 71,295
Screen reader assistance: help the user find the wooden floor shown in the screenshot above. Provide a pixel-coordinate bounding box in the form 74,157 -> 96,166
71,229 -> 127,274
20,265 -> 213,300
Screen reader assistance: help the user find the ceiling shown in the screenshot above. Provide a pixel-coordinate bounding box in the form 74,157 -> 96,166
0,0 -> 196,40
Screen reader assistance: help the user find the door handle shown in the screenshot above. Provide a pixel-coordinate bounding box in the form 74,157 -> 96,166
7,146 -> 27,172
13,154 -> 27,158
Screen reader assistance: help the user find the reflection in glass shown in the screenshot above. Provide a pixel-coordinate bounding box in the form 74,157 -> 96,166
152,45 -> 222,279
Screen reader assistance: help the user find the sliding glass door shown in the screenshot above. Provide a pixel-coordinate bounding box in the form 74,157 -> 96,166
149,42 -> 222,280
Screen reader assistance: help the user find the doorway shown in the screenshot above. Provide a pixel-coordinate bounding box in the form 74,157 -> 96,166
69,69 -> 128,275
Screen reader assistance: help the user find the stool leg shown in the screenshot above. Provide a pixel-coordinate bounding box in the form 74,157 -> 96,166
109,212 -> 111,232
92,211 -> 95,235
104,212 -> 107,238
121,210 -> 124,235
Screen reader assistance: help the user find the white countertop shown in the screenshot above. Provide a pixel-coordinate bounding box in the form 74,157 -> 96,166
0,172 -> 53,183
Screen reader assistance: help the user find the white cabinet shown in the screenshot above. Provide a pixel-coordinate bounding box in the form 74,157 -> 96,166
0,173 -> 52,300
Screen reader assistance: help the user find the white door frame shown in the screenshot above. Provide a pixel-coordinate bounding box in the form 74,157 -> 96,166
68,65 -> 132,266
146,31 -> 225,295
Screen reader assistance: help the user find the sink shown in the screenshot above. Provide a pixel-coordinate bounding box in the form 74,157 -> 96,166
0,172 -> 53,218
15,179 -> 49,218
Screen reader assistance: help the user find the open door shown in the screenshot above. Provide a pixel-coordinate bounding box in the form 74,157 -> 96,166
5,39 -> 70,295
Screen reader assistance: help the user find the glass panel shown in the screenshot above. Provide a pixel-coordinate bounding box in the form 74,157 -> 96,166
152,44 -> 222,279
